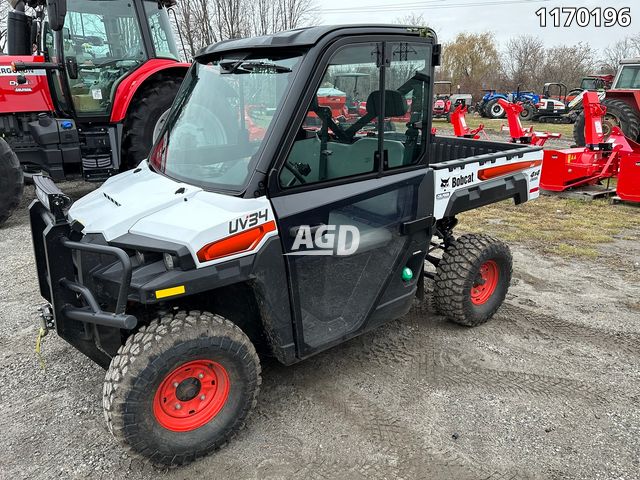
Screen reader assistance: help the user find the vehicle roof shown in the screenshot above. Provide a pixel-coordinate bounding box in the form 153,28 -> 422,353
195,25 -> 433,58
620,58 -> 640,65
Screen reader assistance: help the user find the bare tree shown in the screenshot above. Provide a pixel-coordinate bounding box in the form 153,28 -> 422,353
174,0 -> 316,58
601,35 -> 640,74
394,12 -> 427,26
0,1 -> 9,53
502,35 -> 545,90
537,42 -> 595,89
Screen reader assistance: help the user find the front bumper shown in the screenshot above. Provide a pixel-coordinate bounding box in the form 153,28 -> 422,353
30,176 -> 137,367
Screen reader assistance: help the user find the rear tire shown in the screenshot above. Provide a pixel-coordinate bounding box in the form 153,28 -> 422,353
121,76 -> 182,170
485,98 -> 505,119
0,138 -> 24,226
433,234 -> 512,327
103,310 -> 261,466
573,98 -> 640,146
519,103 -> 535,121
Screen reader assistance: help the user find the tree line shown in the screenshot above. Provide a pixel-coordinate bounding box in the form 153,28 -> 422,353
438,31 -> 640,101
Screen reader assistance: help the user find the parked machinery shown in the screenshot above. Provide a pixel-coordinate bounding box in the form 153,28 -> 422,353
432,81 -> 473,121
521,83 -> 574,124
478,87 -> 540,120
0,0 -> 188,225
542,91 -> 640,203
573,58 -> 640,146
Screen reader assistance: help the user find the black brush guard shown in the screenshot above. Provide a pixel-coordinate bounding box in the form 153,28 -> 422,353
30,176 -> 137,366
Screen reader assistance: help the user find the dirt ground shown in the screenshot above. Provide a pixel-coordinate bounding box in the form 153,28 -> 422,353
0,180 -> 639,480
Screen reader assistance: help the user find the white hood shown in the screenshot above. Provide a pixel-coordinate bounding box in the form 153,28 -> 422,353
69,162 -> 277,267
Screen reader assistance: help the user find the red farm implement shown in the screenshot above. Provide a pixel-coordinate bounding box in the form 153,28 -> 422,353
497,99 -> 561,147
540,91 -> 640,203
449,104 -> 486,139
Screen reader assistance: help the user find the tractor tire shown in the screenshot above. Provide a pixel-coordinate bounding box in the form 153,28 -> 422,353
121,75 -> 182,170
103,310 -> 261,466
519,103 -> 535,121
0,138 -> 24,226
485,98 -> 505,119
433,234 -> 512,327
573,98 -> 640,146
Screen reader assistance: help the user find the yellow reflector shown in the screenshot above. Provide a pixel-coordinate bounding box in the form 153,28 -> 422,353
155,285 -> 186,299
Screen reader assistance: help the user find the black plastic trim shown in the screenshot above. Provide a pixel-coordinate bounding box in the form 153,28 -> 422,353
443,172 -> 529,217
110,232 -> 196,270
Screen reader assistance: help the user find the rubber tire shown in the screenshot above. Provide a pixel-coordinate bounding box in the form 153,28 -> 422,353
573,98 -> 640,146
0,138 -> 24,226
433,234 -> 512,327
121,76 -> 182,170
519,103 -> 535,121
485,98 -> 505,119
103,310 -> 261,466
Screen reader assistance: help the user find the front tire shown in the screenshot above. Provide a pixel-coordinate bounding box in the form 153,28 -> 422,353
103,311 -> 261,466
0,138 -> 24,226
121,76 -> 182,170
433,234 -> 512,327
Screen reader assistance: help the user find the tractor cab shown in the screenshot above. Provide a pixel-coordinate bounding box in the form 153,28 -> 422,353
11,0 -> 179,117
1,0 -> 188,190
613,59 -> 640,90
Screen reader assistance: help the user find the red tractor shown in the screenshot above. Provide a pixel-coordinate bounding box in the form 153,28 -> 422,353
573,58 -> 640,146
0,0 -> 189,224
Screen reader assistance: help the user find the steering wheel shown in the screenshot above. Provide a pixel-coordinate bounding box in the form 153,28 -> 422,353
284,162 -> 307,186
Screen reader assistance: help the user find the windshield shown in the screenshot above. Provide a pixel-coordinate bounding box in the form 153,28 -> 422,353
614,65 -> 640,89
149,53 -> 302,192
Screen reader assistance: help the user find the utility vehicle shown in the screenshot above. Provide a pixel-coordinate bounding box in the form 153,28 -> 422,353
30,25 -> 544,466
0,0 -> 188,225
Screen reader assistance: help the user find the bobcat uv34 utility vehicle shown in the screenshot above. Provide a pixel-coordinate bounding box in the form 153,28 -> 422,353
30,25 -> 544,466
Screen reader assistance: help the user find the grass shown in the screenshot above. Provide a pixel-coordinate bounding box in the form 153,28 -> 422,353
458,195 -> 640,258
432,116 -> 576,139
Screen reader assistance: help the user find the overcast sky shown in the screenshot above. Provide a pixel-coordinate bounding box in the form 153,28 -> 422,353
313,0 -> 636,50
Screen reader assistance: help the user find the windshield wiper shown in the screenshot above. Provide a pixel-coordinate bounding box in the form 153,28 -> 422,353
221,60 -> 291,74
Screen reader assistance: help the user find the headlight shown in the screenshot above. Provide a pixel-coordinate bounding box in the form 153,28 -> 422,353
163,252 -> 179,270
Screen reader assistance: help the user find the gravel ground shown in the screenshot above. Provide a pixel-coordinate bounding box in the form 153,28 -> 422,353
0,181 -> 638,480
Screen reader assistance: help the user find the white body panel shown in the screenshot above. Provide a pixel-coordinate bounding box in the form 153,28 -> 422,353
433,149 -> 542,220
69,162 -> 277,268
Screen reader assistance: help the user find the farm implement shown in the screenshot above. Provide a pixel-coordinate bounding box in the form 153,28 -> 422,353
540,91 -> 640,203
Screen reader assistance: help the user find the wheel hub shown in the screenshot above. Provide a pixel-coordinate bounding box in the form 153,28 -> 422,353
471,260 -> 499,305
176,377 -> 201,402
153,359 -> 230,432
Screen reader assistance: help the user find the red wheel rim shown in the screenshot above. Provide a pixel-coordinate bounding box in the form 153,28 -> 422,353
153,359 -> 230,432
471,260 -> 499,305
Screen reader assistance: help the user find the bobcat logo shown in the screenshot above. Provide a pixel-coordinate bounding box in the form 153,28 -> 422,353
441,177 -> 450,188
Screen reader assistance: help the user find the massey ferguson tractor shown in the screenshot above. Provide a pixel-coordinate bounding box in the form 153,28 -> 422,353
573,58 -> 640,145
0,0 -> 189,225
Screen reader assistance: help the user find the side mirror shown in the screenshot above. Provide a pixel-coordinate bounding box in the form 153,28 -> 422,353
47,0 -> 67,32
65,56 -> 78,79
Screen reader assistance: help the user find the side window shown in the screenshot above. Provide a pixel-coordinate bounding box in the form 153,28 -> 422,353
385,42 -> 430,169
279,41 -> 430,188
280,43 -> 382,188
143,1 -> 180,60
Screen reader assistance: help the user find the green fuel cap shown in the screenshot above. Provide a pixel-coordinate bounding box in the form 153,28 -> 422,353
402,267 -> 413,282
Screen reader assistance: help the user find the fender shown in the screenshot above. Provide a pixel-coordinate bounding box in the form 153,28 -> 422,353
110,59 -> 190,123
603,90 -> 640,111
